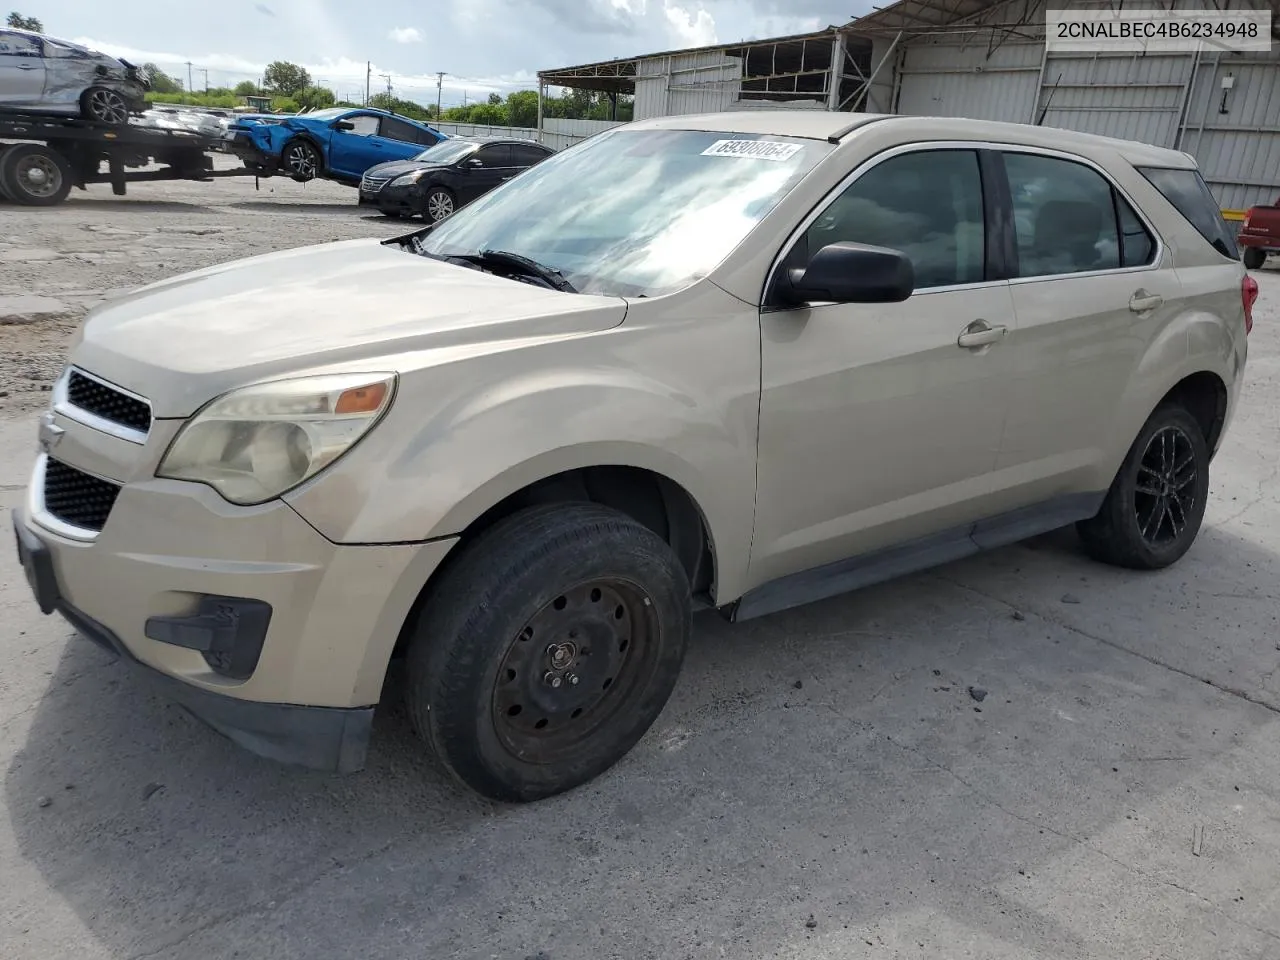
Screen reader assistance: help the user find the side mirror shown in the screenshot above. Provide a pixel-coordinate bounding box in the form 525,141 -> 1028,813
333,120 -> 355,131
778,242 -> 915,306
465,157 -> 484,168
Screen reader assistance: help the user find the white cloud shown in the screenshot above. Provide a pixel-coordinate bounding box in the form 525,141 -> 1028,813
388,26 -> 423,43
664,1 -> 717,46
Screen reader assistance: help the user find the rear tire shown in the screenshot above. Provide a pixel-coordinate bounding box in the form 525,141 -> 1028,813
1077,403 -> 1210,570
0,144 -> 73,207
405,503 -> 692,803
1243,247 -> 1266,270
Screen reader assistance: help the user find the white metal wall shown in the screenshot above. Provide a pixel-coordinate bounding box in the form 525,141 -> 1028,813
435,117 -> 619,152
888,0 -> 1280,209
633,51 -> 743,120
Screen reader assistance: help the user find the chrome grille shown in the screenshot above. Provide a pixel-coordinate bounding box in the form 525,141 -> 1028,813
42,458 -> 121,532
361,174 -> 393,193
64,370 -> 151,436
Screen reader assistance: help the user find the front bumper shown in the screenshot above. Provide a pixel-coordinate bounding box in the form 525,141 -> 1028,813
13,421 -> 457,771
224,133 -> 279,173
364,180 -> 421,216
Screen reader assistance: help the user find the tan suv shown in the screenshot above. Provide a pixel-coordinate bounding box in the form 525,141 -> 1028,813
13,111 -> 1256,802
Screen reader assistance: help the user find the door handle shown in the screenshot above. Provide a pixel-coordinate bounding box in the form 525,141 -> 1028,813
1129,290 -> 1163,313
957,320 -> 1008,349
17,64 -> 38,70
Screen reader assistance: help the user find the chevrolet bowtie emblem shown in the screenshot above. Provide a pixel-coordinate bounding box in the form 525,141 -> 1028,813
38,412 -> 64,455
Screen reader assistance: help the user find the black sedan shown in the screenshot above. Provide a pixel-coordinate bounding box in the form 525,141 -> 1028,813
358,136 -> 556,221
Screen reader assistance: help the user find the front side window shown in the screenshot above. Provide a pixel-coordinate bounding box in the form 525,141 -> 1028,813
342,114 -> 379,137
474,144 -> 514,167
796,149 -> 986,289
417,128 -> 830,298
1006,152 -> 1129,278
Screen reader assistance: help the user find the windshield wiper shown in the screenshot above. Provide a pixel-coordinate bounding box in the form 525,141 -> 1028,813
459,249 -> 577,293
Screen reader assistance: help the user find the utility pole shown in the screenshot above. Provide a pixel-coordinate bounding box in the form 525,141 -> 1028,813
436,71 -> 445,118
382,74 -> 393,99
185,61 -> 193,92
200,68 -> 208,93
365,61 -> 371,106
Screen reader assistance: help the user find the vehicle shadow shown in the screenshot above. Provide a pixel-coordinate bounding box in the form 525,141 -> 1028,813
56,198 -> 221,215
6,516 -> 1280,958
225,201 -> 372,216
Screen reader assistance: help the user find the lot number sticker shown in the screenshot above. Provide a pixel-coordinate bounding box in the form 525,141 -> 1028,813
701,139 -> 802,162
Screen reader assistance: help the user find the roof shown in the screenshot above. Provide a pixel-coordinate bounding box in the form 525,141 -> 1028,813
623,110 -> 892,141
537,27 -> 851,95
614,110 -> 1200,166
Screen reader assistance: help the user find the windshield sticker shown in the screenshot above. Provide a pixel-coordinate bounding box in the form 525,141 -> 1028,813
700,139 -> 803,162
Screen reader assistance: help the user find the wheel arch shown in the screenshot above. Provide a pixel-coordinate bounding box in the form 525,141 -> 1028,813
386,458 -> 720,662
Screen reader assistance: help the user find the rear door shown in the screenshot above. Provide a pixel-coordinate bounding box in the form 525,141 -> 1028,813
0,31 -> 46,107
378,115 -> 434,161
993,147 -> 1182,510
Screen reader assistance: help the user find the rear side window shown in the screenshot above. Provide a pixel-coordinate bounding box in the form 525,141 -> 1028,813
1137,166 -> 1238,259
379,117 -> 421,144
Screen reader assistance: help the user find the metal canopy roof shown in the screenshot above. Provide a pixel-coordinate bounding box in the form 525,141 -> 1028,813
536,27 -> 853,95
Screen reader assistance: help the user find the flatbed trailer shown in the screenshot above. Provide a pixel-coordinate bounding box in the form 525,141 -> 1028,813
0,111 -> 254,207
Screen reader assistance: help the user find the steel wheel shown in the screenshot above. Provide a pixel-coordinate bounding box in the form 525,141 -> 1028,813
283,141 -> 320,180
492,578 -> 657,765
426,188 -> 454,221
84,88 -> 129,125
1133,424 -> 1198,547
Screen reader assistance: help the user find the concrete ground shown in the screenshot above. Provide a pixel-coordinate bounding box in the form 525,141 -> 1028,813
3,168 -> 1280,960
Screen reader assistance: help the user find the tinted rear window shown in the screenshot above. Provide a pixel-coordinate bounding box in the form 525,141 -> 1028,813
1137,166 -> 1237,259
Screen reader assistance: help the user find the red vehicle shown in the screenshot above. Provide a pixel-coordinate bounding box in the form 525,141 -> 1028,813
1240,197 -> 1280,269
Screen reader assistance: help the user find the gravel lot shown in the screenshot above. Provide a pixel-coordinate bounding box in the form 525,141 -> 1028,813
2,167 -> 1280,960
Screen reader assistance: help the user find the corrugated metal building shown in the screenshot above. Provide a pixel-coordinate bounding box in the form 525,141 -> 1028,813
538,0 -> 1280,210
854,0 -> 1280,210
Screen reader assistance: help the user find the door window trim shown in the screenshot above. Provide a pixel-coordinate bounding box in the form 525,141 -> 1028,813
762,139 -> 1167,307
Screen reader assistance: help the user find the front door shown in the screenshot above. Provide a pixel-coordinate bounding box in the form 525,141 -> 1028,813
457,143 -> 514,204
992,148 -> 1184,508
750,147 -> 1016,589
0,31 -> 46,107
327,113 -> 384,178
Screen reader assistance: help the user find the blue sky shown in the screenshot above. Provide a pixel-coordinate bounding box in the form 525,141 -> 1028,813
24,0 -> 870,108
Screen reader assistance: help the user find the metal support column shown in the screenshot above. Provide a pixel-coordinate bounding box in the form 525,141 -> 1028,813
827,32 -> 844,110
536,81 -> 545,143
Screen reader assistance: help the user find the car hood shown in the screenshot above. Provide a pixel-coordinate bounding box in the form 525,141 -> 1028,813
366,159 -> 446,179
68,238 -> 628,418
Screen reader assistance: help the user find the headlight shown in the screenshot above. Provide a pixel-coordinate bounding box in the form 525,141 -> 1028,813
157,372 -> 395,505
392,170 -> 428,186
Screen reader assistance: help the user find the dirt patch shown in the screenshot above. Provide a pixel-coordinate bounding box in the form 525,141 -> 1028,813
0,153 -> 409,416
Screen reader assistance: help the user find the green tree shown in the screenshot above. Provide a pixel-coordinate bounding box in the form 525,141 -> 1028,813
263,61 -> 311,96
487,92 -> 501,106
142,63 -> 183,94
270,96 -> 301,114
5,11 -> 42,30
233,80 -> 259,97
505,90 -> 538,128
296,85 -> 336,110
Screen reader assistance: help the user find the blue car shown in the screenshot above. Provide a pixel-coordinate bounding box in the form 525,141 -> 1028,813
223,106 -> 447,187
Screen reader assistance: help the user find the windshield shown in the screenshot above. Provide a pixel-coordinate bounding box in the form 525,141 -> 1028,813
303,108 -> 350,121
416,128 -> 830,297
415,140 -> 479,163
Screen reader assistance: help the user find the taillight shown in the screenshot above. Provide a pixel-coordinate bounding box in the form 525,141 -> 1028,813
1243,274 -> 1258,334
1243,210 -> 1253,229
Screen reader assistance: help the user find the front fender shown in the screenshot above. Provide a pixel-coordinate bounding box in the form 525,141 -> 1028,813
284,282 -> 761,601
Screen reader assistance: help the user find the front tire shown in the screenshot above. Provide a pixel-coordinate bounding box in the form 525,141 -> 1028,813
281,139 -> 322,182
1077,403 -> 1210,570
405,503 -> 692,803
80,87 -> 130,125
1243,247 -> 1266,270
423,186 -> 456,222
